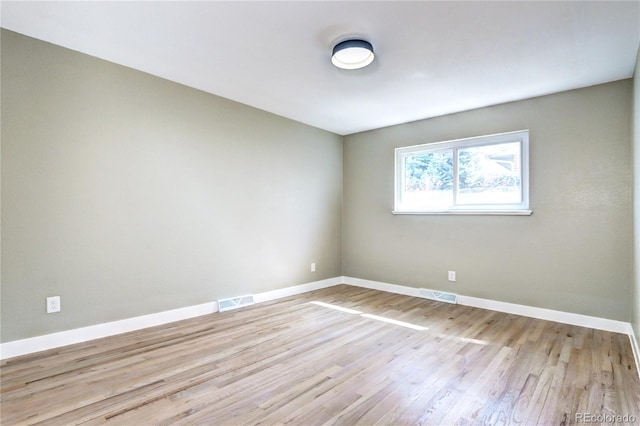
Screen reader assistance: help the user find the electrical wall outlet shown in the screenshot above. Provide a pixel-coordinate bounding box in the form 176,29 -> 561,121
448,271 -> 456,282
47,296 -> 61,313
311,262 -> 316,272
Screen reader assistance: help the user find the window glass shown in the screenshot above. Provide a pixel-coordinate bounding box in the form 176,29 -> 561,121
402,150 -> 453,209
394,130 -> 530,215
457,142 -> 522,205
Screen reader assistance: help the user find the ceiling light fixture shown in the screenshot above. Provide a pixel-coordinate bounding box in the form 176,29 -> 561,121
331,39 -> 375,70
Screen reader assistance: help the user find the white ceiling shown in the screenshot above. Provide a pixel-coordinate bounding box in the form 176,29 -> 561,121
2,1 -> 639,135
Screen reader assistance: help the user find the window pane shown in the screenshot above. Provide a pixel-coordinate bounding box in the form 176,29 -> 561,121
402,150 -> 453,208
457,142 -> 522,205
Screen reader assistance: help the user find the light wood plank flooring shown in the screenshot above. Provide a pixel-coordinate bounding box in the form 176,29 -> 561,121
2,285 -> 639,425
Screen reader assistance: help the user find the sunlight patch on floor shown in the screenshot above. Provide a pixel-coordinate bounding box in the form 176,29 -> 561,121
307,301 -> 428,331
307,301 -> 362,315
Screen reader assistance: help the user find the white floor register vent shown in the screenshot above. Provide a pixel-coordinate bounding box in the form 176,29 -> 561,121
217,295 -> 255,312
418,288 -> 458,304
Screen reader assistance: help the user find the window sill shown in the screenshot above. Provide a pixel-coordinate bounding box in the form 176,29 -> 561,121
392,210 -> 533,216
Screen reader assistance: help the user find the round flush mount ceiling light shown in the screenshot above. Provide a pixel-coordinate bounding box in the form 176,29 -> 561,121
331,39 -> 375,70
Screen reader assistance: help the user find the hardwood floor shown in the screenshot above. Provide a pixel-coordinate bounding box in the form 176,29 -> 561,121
2,284 -> 639,425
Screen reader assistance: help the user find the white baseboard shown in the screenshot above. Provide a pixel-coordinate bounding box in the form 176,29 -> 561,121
457,294 -> 630,334
1,275 -> 636,371
0,302 -> 219,360
344,276 -> 420,297
0,277 -> 342,360
630,324 -> 640,380
253,276 -> 342,304
342,276 -> 631,334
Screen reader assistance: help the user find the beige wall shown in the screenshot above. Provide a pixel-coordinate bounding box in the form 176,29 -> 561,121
1,30 -> 343,342
1,28 -> 636,345
633,48 -> 640,339
343,80 -> 633,321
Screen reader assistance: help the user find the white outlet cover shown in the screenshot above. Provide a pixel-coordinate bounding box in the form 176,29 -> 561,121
448,271 -> 456,282
47,296 -> 61,313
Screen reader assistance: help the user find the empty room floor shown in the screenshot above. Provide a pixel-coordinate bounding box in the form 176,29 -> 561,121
1,285 -> 639,425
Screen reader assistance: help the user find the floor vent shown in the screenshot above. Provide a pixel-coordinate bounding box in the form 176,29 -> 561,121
217,295 -> 255,312
418,288 -> 458,304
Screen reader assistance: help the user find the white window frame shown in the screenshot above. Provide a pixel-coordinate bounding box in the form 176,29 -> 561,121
393,130 -> 532,215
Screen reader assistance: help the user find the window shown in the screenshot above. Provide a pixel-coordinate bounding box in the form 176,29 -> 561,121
394,130 -> 531,215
